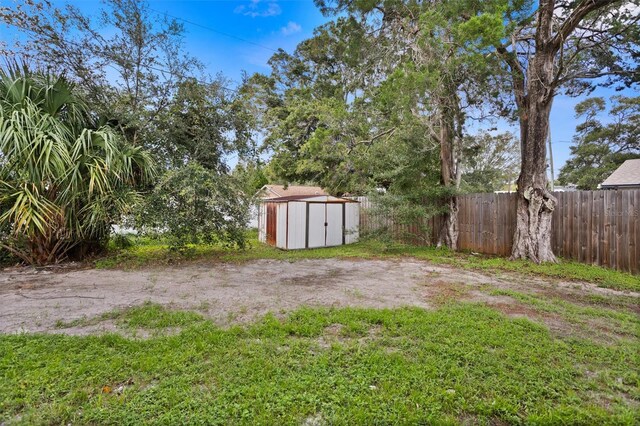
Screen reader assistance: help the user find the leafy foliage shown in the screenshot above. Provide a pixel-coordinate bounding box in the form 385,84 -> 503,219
0,65 -> 155,265
0,0 -> 200,154
0,0 -> 256,175
1,1 -> 257,265
137,163 -> 249,251
156,78 -> 254,172
243,1 -> 519,246
231,161 -> 269,197
558,96 -> 640,189
460,132 -> 520,193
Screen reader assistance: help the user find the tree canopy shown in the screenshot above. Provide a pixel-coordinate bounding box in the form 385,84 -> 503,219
0,0 -> 254,172
558,96 -> 640,190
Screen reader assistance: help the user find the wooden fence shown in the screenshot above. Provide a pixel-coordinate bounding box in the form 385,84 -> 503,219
357,190 -> 640,274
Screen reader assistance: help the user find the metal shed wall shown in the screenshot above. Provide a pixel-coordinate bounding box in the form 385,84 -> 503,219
307,203 -> 326,248
260,196 -> 360,250
325,203 -> 343,246
287,202 -> 307,249
276,203 -> 288,249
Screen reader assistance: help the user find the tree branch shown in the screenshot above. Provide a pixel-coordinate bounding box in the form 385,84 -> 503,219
348,127 -> 397,153
550,0 -> 621,51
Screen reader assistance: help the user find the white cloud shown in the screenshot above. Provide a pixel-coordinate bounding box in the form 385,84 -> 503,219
280,21 -> 302,36
234,0 -> 281,18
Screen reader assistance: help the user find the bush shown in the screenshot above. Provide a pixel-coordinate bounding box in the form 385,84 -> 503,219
111,233 -> 135,250
137,163 -> 249,251
0,222 -> 18,267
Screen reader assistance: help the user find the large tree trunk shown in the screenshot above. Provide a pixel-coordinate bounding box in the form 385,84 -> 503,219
502,0 -> 622,263
437,110 -> 458,250
510,48 -> 557,263
439,197 -> 458,249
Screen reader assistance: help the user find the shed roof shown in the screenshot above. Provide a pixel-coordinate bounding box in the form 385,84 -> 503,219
258,184 -> 328,199
601,159 -> 640,188
261,195 -> 358,203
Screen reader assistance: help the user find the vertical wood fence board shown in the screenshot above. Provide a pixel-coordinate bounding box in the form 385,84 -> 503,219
475,195 -> 481,250
556,191 -> 564,258
585,192 -> 592,265
496,195 -> 503,255
602,190 -> 609,267
595,191 -> 601,266
633,190 -> 639,274
576,192 -> 583,262
482,195 -> 488,253
552,192 -> 559,256
622,190 -> 629,271
463,196 -> 469,248
633,190 -> 636,273
578,192 -> 585,263
631,191 -> 638,273
569,191 -> 576,259
597,191 -> 605,267
616,190 -> 623,270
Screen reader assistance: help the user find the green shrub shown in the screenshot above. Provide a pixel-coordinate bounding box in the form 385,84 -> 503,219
136,163 -> 249,251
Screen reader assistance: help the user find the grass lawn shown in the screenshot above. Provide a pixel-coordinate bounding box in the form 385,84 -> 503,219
95,232 -> 640,292
1,303 -> 638,425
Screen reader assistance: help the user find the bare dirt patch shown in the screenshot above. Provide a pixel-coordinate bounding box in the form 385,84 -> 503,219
486,301 -> 580,337
0,259 -> 433,334
1,258 -> 638,336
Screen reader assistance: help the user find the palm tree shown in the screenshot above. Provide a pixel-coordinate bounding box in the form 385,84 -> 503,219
0,64 -> 155,265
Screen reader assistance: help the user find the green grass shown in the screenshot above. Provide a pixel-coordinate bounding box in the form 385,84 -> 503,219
95,233 -> 640,292
455,256 -> 640,292
55,302 -> 206,331
1,303 -> 638,424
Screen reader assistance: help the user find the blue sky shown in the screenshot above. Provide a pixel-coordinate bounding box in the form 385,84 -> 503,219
143,0 -> 327,83
1,0 -> 635,178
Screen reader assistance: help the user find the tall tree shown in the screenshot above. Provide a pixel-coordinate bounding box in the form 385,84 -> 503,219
0,0 -> 200,152
315,0 -> 638,259
491,0 -> 639,262
241,18 -> 383,193
558,96 -> 640,189
1,0 -> 258,174
157,77 -> 253,172
314,0 -> 511,248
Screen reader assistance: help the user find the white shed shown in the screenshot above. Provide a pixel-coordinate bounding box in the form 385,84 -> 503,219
258,195 -> 359,249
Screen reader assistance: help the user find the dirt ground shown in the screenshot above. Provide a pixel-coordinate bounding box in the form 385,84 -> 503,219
0,258 -> 638,336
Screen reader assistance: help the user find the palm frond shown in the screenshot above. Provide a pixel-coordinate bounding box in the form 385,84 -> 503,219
0,66 -> 156,265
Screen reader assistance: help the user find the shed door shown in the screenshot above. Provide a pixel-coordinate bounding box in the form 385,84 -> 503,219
307,203 -> 344,248
266,203 -> 277,246
307,203 -> 326,248
325,204 -> 344,246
